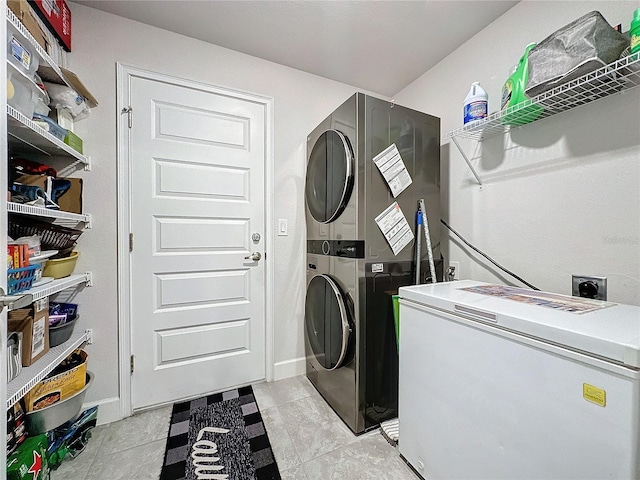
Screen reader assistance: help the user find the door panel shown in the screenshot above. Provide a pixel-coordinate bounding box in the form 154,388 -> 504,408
156,319 -> 249,364
155,159 -> 248,200
128,73 -> 267,409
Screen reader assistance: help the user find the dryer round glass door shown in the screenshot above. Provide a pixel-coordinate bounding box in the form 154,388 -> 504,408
305,129 -> 354,223
305,274 -> 352,370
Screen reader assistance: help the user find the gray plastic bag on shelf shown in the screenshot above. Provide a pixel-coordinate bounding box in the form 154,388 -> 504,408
525,11 -> 629,98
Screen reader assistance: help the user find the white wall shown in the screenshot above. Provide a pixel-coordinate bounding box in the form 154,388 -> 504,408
66,3 -> 380,422
394,1 -> 640,305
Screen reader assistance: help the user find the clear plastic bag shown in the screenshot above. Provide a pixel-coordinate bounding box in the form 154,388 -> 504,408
44,82 -> 91,120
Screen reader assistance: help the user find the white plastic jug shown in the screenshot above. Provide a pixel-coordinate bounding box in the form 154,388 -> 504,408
463,82 -> 488,124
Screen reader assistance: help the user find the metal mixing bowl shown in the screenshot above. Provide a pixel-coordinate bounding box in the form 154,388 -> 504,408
26,371 -> 94,434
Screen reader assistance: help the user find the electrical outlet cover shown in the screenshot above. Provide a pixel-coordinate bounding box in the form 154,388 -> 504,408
572,275 -> 607,301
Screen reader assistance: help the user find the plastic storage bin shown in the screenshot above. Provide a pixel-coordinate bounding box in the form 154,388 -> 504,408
33,113 -> 67,141
7,265 -> 38,294
43,251 -> 79,279
7,23 -> 39,79
7,69 -> 39,120
49,316 -> 78,347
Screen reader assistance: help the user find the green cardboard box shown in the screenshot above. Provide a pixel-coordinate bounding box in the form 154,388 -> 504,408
64,131 -> 83,154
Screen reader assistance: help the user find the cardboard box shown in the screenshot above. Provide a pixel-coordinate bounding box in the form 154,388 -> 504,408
29,0 -> 71,51
8,0 -> 50,53
63,131 -> 83,154
38,66 -> 99,108
14,174 -> 83,213
24,349 -> 87,412
8,298 -> 50,367
56,177 -> 82,214
14,173 -> 52,191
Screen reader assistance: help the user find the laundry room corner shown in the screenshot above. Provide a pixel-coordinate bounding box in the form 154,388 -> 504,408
393,0 -> 640,306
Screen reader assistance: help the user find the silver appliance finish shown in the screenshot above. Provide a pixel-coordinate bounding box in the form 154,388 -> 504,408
305,93 -> 441,434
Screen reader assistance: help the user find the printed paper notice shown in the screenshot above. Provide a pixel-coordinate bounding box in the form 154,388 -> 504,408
375,202 -> 413,255
459,285 -> 614,314
373,144 -> 412,198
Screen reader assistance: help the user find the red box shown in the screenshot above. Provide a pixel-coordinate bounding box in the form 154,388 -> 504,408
29,0 -> 71,51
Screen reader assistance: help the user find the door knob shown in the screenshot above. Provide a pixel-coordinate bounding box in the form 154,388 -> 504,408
244,252 -> 262,262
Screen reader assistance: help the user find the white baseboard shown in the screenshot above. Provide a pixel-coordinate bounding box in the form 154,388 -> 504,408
83,396 -> 122,426
273,357 -> 306,381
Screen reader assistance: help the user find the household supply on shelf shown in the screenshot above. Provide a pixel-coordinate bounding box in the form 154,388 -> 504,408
447,8 -> 639,187
8,215 -> 83,252
5,0 -> 98,471
42,251 -> 79,279
500,43 -> 543,126
463,82 -> 487,124
6,1 -> 98,163
525,11 -> 630,98
632,8 -> 640,54
10,349 -> 94,469
48,302 -> 79,347
10,157 -> 85,214
8,298 -> 51,367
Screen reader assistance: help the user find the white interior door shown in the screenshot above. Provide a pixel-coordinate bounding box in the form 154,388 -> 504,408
126,70 -> 268,410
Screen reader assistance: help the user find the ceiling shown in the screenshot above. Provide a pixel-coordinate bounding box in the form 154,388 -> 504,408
72,1 -> 518,96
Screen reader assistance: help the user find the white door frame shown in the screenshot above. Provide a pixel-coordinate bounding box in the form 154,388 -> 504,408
115,63 -> 275,418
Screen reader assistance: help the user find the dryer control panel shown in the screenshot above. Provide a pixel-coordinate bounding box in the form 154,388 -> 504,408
307,240 -> 364,258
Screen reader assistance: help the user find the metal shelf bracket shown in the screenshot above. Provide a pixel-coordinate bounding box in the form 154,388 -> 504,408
451,136 -> 483,186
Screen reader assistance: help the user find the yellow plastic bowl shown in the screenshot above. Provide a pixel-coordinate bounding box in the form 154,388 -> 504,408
42,251 -> 80,279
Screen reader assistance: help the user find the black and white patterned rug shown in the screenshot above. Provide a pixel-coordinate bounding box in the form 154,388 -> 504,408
160,385 -> 281,480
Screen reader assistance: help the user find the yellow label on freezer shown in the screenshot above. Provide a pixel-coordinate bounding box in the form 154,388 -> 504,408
583,383 -> 606,407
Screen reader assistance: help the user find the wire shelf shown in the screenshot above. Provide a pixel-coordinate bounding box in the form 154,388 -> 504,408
445,52 -> 640,141
6,273 -> 91,312
7,106 -> 89,165
8,202 -> 90,224
7,329 -> 91,409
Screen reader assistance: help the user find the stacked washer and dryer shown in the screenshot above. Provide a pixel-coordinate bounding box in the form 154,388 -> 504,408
304,93 -> 442,434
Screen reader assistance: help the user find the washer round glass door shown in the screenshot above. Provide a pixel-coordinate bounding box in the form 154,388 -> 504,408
305,274 -> 352,370
305,129 -> 354,223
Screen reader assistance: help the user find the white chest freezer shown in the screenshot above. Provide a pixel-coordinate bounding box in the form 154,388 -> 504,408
398,280 -> 640,480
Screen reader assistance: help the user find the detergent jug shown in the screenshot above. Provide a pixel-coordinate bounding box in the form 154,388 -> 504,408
500,43 -> 543,126
463,82 -> 488,124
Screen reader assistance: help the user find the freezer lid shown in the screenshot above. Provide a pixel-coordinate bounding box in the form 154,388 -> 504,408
399,280 -> 640,368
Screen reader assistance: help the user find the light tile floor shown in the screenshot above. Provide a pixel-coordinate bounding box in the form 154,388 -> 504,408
51,375 -> 418,480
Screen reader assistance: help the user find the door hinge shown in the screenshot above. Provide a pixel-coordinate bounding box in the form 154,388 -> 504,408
122,106 -> 133,128
130,354 -> 135,374
129,233 -> 134,252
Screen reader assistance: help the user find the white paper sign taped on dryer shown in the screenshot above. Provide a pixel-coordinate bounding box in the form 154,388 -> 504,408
373,143 -> 412,198
375,202 -> 414,255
